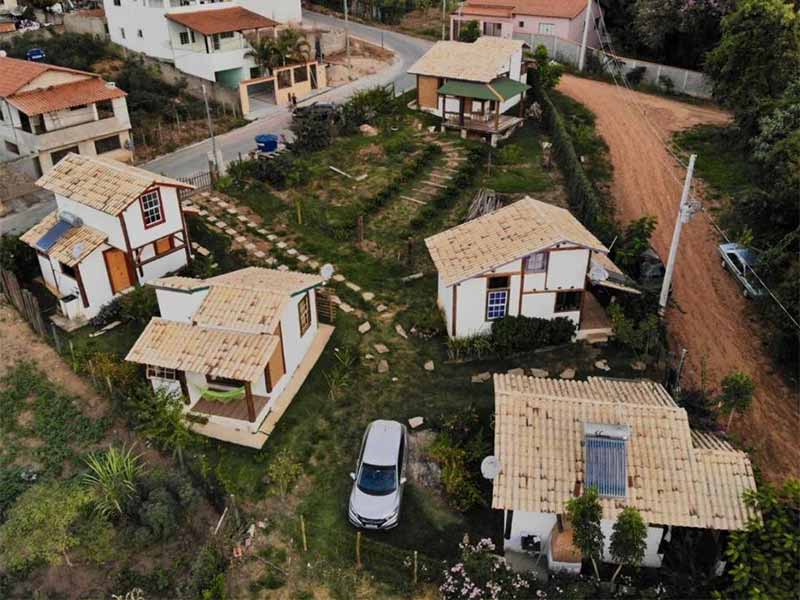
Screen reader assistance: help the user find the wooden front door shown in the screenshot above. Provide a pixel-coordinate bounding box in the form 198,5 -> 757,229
265,324 -> 287,392
104,248 -> 133,293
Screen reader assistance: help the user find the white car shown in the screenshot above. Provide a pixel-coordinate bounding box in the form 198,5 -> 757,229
348,420 -> 408,530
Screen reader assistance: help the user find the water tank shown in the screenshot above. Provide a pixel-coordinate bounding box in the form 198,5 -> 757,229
255,134 -> 278,153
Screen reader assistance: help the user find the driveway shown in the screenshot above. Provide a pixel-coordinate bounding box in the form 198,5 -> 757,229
558,74 -> 798,483
145,11 -> 433,178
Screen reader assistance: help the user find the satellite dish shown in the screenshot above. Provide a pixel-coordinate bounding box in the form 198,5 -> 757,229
320,263 -> 334,280
71,243 -> 85,259
481,455 -> 502,480
589,263 -> 609,283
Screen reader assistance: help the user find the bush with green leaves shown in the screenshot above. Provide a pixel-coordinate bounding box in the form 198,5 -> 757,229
0,479 -> 92,570
458,20 -> 481,42
566,486 -> 604,580
118,285 -> 159,324
129,386 -> 195,467
609,506 -> 647,582
491,315 -> 576,355
0,466 -> 36,523
83,444 -> 144,519
266,449 -> 303,496
625,66 -> 647,86
128,468 -> 200,545
179,543 -> 228,600
0,236 -> 38,282
717,370 -> 755,429
529,44 -> 563,90
607,302 -> 660,359
496,143 -> 525,165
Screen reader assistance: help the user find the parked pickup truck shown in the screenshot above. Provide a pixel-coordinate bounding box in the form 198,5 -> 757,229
718,242 -> 765,298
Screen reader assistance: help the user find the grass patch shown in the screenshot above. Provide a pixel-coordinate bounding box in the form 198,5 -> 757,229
481,121 -> 555,194
672,125 -> 758,199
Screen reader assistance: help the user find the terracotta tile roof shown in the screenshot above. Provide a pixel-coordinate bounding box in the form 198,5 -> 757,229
76,8 -> 105,17
19,210 -> 107,266
0,56 -> 94,98
126,318 -> 279,382
7,77 -> 126,116
492,374 -> 757,530
408,36 -> 526,82
0,22 -> 15,34
425,196 -> 607,286
150,276 -> 209,292
165,6 -> 278,35
36,154 -> 192,216
207,266 -> 323,296
193,285 -> 288,334
460,0 -> 589,19
458,3 -> 514,18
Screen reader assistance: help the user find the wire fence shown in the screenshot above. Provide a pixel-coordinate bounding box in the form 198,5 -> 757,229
513,32 -> 713,99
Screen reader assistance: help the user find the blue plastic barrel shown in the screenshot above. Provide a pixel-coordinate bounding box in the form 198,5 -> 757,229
255,134 -> 278,153
27,48 -> 46,62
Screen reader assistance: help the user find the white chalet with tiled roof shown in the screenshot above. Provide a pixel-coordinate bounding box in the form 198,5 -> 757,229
20,154 -> 192,325
425,196 -> 638,341
125,267 -> 333,448
491,373 -> 757,573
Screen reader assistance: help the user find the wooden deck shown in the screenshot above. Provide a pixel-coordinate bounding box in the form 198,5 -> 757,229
192,392 -> 269,421
443,114 -> 523,134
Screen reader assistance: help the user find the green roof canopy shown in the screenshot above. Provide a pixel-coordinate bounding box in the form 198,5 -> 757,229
437,77 -> 530,101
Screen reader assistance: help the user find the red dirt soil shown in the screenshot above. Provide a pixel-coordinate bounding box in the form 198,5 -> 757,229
558,75 -> 799,484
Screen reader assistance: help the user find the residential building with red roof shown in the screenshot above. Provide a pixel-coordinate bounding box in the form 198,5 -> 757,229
451,0 -> 602,48
102,0 -> 298,88
0,56 -> 132,175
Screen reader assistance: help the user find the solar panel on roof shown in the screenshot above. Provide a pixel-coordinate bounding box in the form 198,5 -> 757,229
35,219 -> 73,252
585,436 -> 627,498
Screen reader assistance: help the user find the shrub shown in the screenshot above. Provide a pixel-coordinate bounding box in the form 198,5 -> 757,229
0,236 -> 37,282
89,297 -> 123,328
266,449 -> 303,496
458,20 -> 480,42
491,315 -> 576,355
496,143 -> 525,165
128,468 -> 200,544
607,303 -> 660,358
626,66 -> 647,86
118,285 -> 159,324
659,74 -> 675,94
440,538 -> 535,599
179,543 -> 228,600
83,444 -> 144,519
384,135 -> 415,156
0,466 -> 36,523
446,333 -> 494,361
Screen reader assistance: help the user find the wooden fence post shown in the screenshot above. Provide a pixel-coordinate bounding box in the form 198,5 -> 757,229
356,215 -> 364,244
300,515 -> 308,552
355,531 -> 362,569
413,550 -> 418,585
51,323 -> 62,353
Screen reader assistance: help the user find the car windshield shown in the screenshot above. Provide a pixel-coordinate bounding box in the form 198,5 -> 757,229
357,464 -> 396,496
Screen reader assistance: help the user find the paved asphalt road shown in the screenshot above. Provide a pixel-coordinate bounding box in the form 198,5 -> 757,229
145,12 -> 433,178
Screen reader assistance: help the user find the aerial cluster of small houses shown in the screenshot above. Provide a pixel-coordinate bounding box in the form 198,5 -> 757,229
0,0 -> 757,578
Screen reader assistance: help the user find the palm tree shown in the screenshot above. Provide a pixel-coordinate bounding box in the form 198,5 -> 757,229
247,28 -> 312,76
82,444 -> 144,518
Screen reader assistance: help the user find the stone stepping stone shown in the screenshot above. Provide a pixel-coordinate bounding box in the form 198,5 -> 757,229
400,195 -> 426,205
286,248 -> 298,256
225,228 -> 237,236
235,236 -> 247,243
276,241 -> 287,249
424,360 -> 435,372
201,191 -> 211,197
198,209 -> 208,216
267,234 -> 278,241
226,207 -> 238,214
254,250 -> 266,259
377,359 -> 389,374
530,368 -> 549,378
358,321 -> 371,334
595,359 -> 611,371
257,228 -> 268,235
237,215 -> 248,222
471,372 -> 491,383
339,303 -> 354,313
277,265 -> 289,271
247,222 -> 259,229
245,243 -> 257,251
362,292 -> 374,302
507,368 -> 525,376
376,304 -> 387,313
308,260 -> 320,269
346,282 -> 362,292
364,353 -> 374,360
395,324 -> 408,339
373,343 -> 389,354
297,255 -> 309,263
408,416 -> 424,429
424,180 -> 447,189
333,274 -> 346,282
265,257 -> 277,266
559,368 -> 576,379
429,172 -> 452,180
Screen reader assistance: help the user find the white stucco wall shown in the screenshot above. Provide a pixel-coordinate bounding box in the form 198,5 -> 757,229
546,247 -> 589,290
155,287 -> 209,322
40,244 -> 116,319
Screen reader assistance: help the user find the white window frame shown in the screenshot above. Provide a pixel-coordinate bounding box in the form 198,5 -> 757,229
526,251 -> 548,273
538,22 -> 555,34
147,365 -> 177,380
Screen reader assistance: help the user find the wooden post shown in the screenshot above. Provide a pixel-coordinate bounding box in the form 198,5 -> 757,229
51,323 -> 61,353
69,340 -> 75,365
245,382 -> 255,422
300,515 -> 308,552
413,550 -> 418,585
356,215 -> 364,244
407,238 -> 415,266
106,375 -> 113,395
355,531 -> 362,569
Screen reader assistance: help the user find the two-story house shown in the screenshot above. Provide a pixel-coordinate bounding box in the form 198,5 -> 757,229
103,0 -> 298,88
425,196 -> 638,340
125,267 -> 335,448
450,0 -> 602,47
408,36 -> 529,145
0,56 -> 132,176
20,154 -> 193,325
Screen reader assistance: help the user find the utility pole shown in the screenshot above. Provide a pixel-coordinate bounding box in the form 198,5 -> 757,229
441,0 -> 447,40
343,0 -> 351,78
659,154 -> 699,315
577,0 -> 593,71
201,84 -> 219,175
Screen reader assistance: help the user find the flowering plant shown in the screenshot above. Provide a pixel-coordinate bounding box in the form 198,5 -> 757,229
439,537 -> 539,600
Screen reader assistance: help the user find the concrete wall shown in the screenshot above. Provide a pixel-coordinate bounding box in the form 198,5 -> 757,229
63,12 -> 108,37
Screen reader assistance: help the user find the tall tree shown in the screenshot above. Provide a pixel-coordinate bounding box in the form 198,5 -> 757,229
721,480 -> 800,600
718,371 -> 755,429
566,486 -> 604,579
609,506 -> 648,582
705,0 -> 800,135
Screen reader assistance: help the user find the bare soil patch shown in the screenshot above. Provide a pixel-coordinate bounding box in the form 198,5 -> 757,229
558,75 -> 799,483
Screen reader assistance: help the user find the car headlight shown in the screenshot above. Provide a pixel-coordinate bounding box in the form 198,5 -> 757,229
348,506 -> 362,525
384,506 -> 400,525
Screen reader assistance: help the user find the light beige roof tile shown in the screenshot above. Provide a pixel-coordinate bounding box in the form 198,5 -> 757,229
425,196 -> 607,286
126,318 -> 277,382
36,154 -> 192,216
19,210 -> 107,266
207,266 -> 323,296
150,276 -> 209,291
193,285 -> 288,334
492,374 -> 757,530
408,37 -> 526,82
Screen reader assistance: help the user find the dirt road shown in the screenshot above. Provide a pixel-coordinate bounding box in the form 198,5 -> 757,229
558,75 -> 798,483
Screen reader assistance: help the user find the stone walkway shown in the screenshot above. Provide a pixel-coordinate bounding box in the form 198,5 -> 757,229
400,135 -> 468,206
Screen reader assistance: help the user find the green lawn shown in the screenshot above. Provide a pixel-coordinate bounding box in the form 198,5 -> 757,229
480,121 -> 556,194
